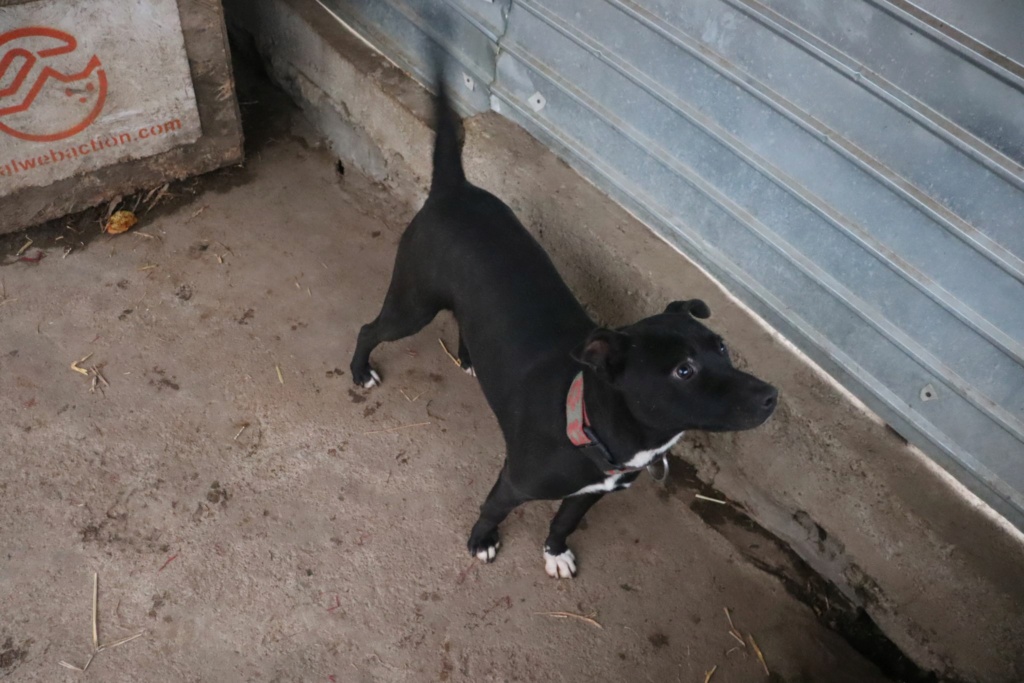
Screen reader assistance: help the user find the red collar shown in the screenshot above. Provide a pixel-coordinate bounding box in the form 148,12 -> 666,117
566,371 -> 672,481
566,372 -> 637,474
566,371 -> 593,446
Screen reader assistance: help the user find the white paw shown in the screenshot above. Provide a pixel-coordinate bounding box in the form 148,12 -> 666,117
363,369 -> 381,388
463,366 -> 476,377
475,540 -> 500,562
543,548 -> 577,578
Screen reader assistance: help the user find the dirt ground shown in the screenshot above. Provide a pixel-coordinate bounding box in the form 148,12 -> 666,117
0,69 -> 890,683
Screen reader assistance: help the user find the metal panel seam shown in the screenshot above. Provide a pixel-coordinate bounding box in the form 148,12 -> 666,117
868,0 -> 1024,83
592,0 -> 1024,282
722,0 -> 1024,186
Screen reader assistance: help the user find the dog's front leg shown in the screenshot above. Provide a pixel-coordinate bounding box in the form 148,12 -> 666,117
457,333 -> 475,377
543,493 -> 604,578
467,467 -> 523,563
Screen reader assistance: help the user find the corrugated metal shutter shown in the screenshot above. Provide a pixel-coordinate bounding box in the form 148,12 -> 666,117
321,0 -> 1024,528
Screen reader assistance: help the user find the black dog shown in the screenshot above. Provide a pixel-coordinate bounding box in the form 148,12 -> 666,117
351,67 -> 777,578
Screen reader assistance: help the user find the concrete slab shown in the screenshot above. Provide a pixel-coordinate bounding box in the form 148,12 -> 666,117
0,0 -> 243,236
0,64 -> 887,682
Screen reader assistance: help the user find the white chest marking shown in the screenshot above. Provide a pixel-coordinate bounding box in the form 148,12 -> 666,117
569,432 -> 684,497
622,431 -> 684,469
571,473 -> 626,496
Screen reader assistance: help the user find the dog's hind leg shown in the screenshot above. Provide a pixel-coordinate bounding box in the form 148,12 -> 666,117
467,465 -> 522,562
457,333 -> 475,377
543,493 -> 604,578
350,274 -> 439,388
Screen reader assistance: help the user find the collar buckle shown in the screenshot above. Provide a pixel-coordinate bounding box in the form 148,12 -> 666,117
646,453 -> 670,483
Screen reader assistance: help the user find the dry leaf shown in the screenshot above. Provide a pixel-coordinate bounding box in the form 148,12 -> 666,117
105,210 -> 138,235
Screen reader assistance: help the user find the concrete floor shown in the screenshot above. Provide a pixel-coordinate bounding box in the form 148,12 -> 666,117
0,83 -> 889,682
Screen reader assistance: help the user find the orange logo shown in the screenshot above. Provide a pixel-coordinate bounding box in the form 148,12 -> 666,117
0,26 -> 107,142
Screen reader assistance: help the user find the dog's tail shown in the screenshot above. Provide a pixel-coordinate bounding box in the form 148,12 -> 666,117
429,60 -> 466,197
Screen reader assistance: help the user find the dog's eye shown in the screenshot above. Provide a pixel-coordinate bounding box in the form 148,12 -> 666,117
718,341 -> 727,355
674,363 -> 696,381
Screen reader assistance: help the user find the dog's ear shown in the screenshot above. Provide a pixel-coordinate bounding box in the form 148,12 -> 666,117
665,299 -> 711,319
577,328 -> 630,380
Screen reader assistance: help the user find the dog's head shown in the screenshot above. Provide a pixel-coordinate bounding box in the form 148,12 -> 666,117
577,300 -> 777,433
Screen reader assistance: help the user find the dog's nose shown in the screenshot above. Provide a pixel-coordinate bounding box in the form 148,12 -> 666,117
761,386 -> 778,410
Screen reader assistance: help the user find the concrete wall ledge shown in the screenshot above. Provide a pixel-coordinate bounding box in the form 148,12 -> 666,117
0,0 -> 242,236
226,1 -> 1024,681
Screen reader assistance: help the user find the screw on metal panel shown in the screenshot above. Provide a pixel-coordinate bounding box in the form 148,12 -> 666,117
527,92 -> 546,112
462,73 -> 475,91
920,384 -> 937,401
